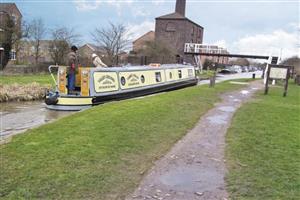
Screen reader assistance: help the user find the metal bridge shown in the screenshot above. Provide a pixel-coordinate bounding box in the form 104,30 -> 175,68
184,43 -> 277,62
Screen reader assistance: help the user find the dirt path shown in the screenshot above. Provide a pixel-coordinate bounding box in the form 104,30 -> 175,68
127,81 -> 264,200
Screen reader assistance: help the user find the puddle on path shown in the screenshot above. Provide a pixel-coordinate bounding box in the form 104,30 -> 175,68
218,106 -> 236,112
207,114 -> 228,125
229,81 -> 249,85
0,101 -> 74,139
159,166 -> 223,192
240,90 -> 250,95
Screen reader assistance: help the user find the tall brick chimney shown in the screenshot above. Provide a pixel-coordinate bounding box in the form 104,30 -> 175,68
175,0 -> 186,16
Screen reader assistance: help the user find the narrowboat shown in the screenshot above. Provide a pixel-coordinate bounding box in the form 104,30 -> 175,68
45,64 -> 198,111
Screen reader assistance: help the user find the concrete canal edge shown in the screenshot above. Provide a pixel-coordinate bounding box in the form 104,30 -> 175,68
127,80 -> 264,200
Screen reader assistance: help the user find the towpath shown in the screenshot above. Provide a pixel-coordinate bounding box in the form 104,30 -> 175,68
127,80 -> 264,200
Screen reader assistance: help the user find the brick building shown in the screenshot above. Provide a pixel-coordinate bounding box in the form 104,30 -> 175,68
18,40 -> 53,64
0,3 -> 22,68
155,0 -> 203,64
78,43 -> 106,58
132,31 -> 155,53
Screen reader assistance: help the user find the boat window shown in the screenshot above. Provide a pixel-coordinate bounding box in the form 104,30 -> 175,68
155,72 -> 162,82
121,77 -> 126,85
169,72 -> 172,79
188,69 -> 193,77
178,70 -> 182,78
141,75 -> 145,83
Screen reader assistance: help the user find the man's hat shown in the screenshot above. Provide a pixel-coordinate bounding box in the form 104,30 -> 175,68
71,45 -> 78,51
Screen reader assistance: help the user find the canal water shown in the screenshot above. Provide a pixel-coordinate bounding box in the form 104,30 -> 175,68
0,101 -> 74,140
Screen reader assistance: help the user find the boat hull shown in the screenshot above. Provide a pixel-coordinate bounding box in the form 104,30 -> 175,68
92,78 -> 197,104
45,78 -> 197,111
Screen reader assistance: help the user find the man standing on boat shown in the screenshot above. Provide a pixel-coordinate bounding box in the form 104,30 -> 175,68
67,45 -> 79,93
92,53 -> 107,68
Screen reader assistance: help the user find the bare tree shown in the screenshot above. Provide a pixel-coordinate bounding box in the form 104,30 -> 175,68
14,20 -> 31,64
229,58 -> 250,66
49,26 -> 80,65
202,58 -> 214,70
91,22 -> 130,66
281,56 -> 300,75
138,41 -> 176,64
29,18 -> 46,64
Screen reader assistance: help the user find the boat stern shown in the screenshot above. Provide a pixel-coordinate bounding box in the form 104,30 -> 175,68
45,91 -> 93,111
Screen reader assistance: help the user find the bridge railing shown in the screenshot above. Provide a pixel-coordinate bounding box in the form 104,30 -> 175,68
184,43 -> 227,54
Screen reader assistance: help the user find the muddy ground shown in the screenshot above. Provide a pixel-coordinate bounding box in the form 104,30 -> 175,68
127,81 -> 264,200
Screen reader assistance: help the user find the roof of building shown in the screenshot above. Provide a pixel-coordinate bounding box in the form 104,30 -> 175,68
156,12 -> 203,29
133,31 -> 155,44
0,3 -> 22,17
80,43 -> 99,51
156,12 -> 186,20
80,43 -> 106,53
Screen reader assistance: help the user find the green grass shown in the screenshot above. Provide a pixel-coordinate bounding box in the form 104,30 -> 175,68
0,81 -> 246,199
0,74 -> 53,85
226,83 -> 300,200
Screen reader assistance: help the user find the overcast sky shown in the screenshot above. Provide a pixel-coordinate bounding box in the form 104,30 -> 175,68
8,0 -> 300,59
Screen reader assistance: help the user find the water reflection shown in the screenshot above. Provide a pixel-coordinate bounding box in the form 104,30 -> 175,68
0,101 -> 74,139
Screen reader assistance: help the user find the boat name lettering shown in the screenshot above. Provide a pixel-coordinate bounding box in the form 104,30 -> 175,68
99,85 -> 116,89
128,82 -> 140,86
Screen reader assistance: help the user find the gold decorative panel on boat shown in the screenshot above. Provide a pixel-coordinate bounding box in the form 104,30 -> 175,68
58,66 -> 67,94
93,72 -> 119,93
81,69 -> 90,96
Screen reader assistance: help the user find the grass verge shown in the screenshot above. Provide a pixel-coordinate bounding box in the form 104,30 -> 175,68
0,74 -> 53,85
1,81 -> 246,199
226,83 -> 300,199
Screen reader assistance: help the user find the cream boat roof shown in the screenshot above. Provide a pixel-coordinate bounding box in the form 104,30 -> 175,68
89,64 -> 194,72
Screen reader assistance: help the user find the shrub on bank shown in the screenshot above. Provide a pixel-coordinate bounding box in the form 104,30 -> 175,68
0,83 -> 51,102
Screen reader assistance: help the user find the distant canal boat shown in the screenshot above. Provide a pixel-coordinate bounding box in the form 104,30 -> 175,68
45,64 -> 198,111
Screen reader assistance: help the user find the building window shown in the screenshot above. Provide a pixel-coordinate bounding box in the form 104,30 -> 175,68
169,72 -> 173,79
11,15 -> 17,25
10,50 -> 16,60
166,22 -> 176,32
